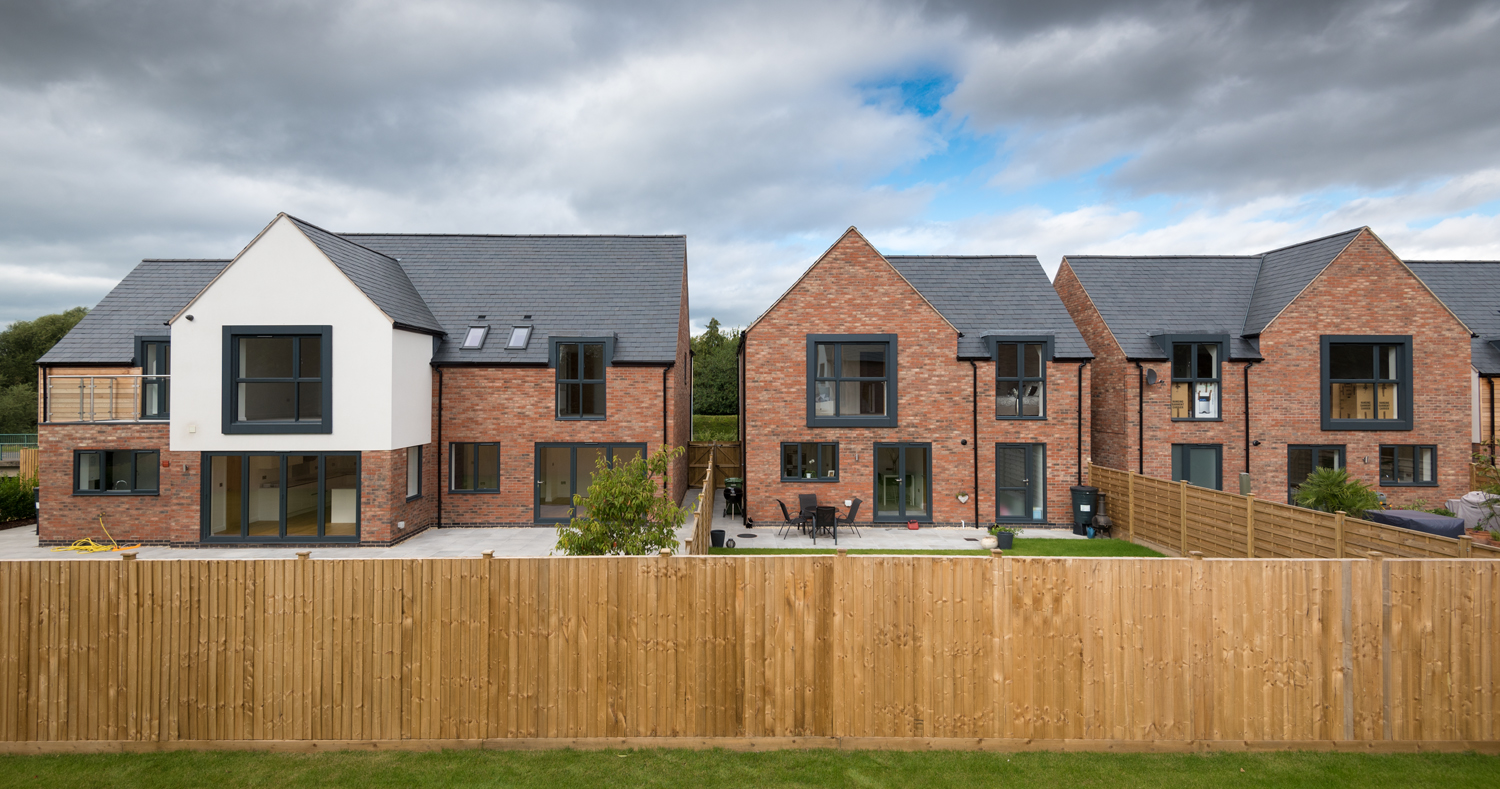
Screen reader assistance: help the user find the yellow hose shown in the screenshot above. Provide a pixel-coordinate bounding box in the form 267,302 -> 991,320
50,513 -> 142,554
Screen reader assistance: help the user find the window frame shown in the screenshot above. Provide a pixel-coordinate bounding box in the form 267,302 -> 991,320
198,451 -> 361,542
448,442 -> 500,493
994,443 -> 1047,523
780,441 -> 840,482
987,335 -> 1053,421
1171,443 -> 1223,491
461,325 -> 489,350
1320,335 -> 1414,431
1379,444 -> 1437,487
406,445 -> 422,501
222,325 -> 333,435
506,325 -> 533,350
806,334 -> 899,428
871,441 -> 932,522
550,337 -> 614,421
72,449 -> 161,496
1286,444 -> 1346,504
533,442 -> 649,523
1166,335 -> 1225,422
135,335 -> 171,419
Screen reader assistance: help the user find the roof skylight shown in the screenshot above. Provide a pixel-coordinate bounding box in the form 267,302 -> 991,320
461,326 -> 489,350
507,326 -> 533,349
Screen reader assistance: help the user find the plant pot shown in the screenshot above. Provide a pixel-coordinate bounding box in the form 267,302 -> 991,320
979,536 -> 999,550
710,530 -> 725,548
994,532 -> 1015,550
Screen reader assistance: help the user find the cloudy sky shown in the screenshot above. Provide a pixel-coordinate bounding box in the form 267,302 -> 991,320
3,0 -> 1500,330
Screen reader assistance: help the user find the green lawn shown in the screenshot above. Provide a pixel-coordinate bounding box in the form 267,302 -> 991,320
709,537 -> 1163,557
0,748 -> 1494,788
692,414 -> 737,441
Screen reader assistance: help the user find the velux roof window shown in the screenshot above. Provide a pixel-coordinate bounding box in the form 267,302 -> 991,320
507,326 -> 532,349
461,326 -> 489,350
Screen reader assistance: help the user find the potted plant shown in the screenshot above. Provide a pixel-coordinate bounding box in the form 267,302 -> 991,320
986,523 -> 1020,550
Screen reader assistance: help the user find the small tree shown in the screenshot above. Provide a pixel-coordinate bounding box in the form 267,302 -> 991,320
1294,466 -> 1381,518
555,446 -> 686,556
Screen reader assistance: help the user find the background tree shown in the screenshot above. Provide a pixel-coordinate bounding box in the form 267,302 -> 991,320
0,307 -> 88,433
691,318 -> 739,416
555,445 -> 686,556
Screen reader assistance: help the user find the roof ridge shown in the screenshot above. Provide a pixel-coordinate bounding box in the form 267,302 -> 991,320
1405,259 -> 1500,264
1064,254 -> 1262,260
283,214 -> 400,263
1258,227 -> 1364,256
140,258 -> 233,263
885,254 -> 1037,260
339,232 -> 687,239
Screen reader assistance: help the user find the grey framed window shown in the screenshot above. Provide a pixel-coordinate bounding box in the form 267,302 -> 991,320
552,338 -> 612,420
995,443 -> 1045,522
993,340 -> 1048,419
74,450 -> 159,495
201,452 -> 359,541
1171,342 -> 1221,420
535,443 -> 646,522
873,442 -> 930,521
449,442 -> 499,492
781,442 -> 839,481
1321,336 -> 1413,430
461,326 -> 489,350
1380,445 -> 1436,486
807,334 -> 897,427
222,326 -> 332,434
406,445 -> 422,500
506,326 -> 532,349
1171,444 -> 1222,490
135,336 -> 170,418
1287,445 -> 1345,504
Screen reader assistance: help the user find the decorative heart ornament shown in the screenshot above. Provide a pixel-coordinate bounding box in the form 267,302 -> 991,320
956,493 -> 970,504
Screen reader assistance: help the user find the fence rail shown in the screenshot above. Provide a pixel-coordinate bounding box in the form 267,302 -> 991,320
687,449 -> 716,555
1091,464 -> 1500,559
0,555 -> 1494,746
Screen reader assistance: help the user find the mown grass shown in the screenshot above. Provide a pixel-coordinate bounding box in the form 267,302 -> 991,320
710,537 -> 1163,557
692,414 -> 737,442
0,748 -> 1494,788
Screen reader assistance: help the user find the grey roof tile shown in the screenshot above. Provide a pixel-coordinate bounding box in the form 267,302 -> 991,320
38,259 -> 230,365
287,217 -> 444,334
1061,256 -> 1264,359
1407,260 -> 1500,374
1242,229 -> 1362,335
885,255 -> 1092,359
346,234 -> 686,364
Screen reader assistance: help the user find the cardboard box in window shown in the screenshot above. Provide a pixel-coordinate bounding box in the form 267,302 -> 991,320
1334,383 -> 1357,420
1171,383 -> 1189,419
1377,383 -> 1396,420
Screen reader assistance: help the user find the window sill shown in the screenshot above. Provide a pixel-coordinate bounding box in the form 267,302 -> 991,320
780,477 -> 840,483
1321,419 -> 1413,432
1379,481 -> 1438,488
996,415 -> 1048,421
555,416 -> 607,422
223,421 -> 331,435
447,488 -> 500,494
405,494 -> 422,502
807,417 -> 897,428
73,491 -> 160,497
1171,417 -> 1224,422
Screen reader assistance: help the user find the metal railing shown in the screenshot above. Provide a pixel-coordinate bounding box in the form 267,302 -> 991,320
44,375 -> 170,423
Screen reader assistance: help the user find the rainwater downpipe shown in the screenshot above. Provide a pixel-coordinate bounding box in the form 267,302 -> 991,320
436,366 -> 443,528
1077,359 -> 1091,485
1244,360 -> 1258,476
662,364 -> 672,491
970,360 -> 979,527
1490,376 -> 1496,463
1135,361 -> 1145,474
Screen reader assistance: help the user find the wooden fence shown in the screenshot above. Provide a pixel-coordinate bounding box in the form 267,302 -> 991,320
1475,462 -> 1499,493
18,448 -> 37,483
1091,465 -> 1500,560
687,442 -> 740,488
686,448 -> 717,555
0,555 -> 1496,748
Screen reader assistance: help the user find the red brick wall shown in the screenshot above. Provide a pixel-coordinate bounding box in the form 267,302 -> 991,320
38,423 -> 194,544
359,444 -> 439,543
671,260 -> 693,504
743,229 -> 1087,527
437,363 -> 683,526
1055,262 -> 1129,474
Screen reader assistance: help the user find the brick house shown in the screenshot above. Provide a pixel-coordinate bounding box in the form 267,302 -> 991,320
1054,227 -> 1475,506
738,228 -> 1092,529
36,213 -> 690,546
1405,261 -> 1499,462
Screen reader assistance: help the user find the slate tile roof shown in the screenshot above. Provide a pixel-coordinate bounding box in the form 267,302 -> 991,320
341,233 -> 686,364
1406,260 -> 1500,375
288,217 -> 444,335
885,255 -> 1092,359
1063,229 -> 1364,360
38,259 -> 230,365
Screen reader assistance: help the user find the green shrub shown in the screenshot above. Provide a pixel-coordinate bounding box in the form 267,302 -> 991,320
1294,466 -> 1381,518
555,446 -> 686,556
0,476 -> 36,522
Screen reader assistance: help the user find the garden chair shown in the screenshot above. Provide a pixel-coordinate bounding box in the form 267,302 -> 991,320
836,498 -> 862,538
776,499 -> 810,539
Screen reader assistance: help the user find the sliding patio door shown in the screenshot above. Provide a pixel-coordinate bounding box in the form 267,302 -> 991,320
203,452 -> 360,541
873,443 -> 931,522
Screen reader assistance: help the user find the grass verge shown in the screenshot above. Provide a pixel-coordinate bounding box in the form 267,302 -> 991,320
709,537 -> 1163,557
0,748 -> 1494,788
692,414 -> 737,442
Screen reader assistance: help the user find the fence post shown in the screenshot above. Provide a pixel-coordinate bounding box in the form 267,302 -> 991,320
1245,496 -> 1256,559
1334,511 -> 1346,559
1179,479 -> 1188,555
1458,534 -> 1472,558
1127,471 -> 1136,543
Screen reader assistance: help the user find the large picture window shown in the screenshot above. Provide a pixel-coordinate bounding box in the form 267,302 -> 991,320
781,442 -> 838,481
223,326 -> 332,434
450,442 -> 499,492
995,343 -> 1046,418
1380,445 -> 1436,486
202,452 -> 358,541
553,338 -> 610,419
1171,342 -> 1220,420
1320,336 -> 1412,430
807,334 -> 898,427
74,450 -> 159,495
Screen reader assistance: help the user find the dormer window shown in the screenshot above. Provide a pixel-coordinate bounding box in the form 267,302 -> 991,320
462,326 -> 489,350
507,326 -> 532,349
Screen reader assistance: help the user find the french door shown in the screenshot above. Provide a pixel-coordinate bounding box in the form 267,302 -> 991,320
534,443 -> 646,522
873,443 -> 931,521
995,443 -> 1046,523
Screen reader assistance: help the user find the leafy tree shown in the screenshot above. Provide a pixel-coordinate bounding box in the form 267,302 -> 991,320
691,318 -> 740,416
0,384 -> 37,434
1293,466 -> 1382,518
0,307 -> 88,387
555,445 -> 686,556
